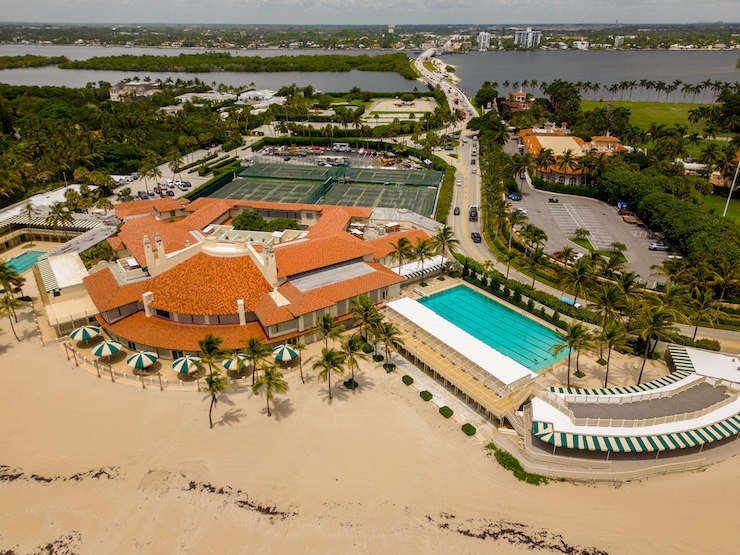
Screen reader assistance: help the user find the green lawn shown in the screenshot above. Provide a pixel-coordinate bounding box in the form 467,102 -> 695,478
701,193 -> 740,224
581,100 -> 699,131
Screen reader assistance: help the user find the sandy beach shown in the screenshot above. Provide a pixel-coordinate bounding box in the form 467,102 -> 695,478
2,290 -> 740,555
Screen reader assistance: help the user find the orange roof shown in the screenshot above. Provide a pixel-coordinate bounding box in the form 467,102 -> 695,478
97,312 -> 267,351
591,136 -> 621,142
83,268 -> 150,312
274,234 -> 374,278
365,229 -> 430,260
107,236 -> 124,251
115,198 -> 190,219
147,252 -> 272,315
300,262 -> 404,306
117,215 -> 196,267
254,293 -> 295,327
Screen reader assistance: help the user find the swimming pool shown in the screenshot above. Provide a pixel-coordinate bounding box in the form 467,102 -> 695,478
4,250 -> 45,274
418,286 -> 566,371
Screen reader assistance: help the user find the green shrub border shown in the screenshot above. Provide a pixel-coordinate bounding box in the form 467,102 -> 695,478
461,423 -> 476,436
402,375 -> 414,386
486,443 -> 550,485
439,406 -> 453,418
420,390 -> 433,401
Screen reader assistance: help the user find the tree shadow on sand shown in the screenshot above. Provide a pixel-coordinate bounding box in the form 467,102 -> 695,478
259,397 -> 295,421
317,382 -> 350,404
343,371 -> 376,394
215,407 -> 246,427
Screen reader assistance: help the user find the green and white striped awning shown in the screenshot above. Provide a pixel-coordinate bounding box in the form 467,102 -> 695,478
532,415 -> 740,453
550,369 -> 694,396
666,345 -> 696,373
403,263 -> 445,280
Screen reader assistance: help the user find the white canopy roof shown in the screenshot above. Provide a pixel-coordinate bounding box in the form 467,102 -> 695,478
386,297 -> 534,387
686,347 -> 740,384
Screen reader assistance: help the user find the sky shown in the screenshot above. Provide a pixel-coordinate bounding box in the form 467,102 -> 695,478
0,0 -> 737,26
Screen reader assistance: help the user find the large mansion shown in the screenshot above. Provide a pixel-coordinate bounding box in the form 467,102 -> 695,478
63,198 -> 439,359
519,127 -> 626,185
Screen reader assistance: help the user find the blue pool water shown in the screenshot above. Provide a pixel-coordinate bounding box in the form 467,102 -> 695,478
418,286 -> 567,372
5,250 -> 45,274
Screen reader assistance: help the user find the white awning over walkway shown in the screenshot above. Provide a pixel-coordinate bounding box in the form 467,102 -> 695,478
386,296 -> 534,387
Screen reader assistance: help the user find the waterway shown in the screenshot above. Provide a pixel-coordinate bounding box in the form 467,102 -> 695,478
0,44 -> 737,99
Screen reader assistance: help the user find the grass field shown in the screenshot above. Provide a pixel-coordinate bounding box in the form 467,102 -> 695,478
701,193 -> 740,224
581,100 -> 698,130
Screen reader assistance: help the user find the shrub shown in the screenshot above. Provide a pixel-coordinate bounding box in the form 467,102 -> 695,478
383,363 -> 396,373
462,423 -> 477,436
373,354 -> 384,362
361,343 -> 374,354
420,390 -> 433,401
343,379 -> 358,390
695,338 -> 721,351
402,375 -> 414,386
486,443 -> 550,485
527,299 -> 535,311
439,406 -> 454,418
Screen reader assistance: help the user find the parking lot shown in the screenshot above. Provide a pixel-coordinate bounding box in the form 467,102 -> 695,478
516,188 -> 677,286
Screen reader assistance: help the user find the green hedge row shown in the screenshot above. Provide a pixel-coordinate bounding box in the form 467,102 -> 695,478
181,151 -> 218,172
531,176 -> 601,199
462,423 -> 477,436
420,390 -> 433,401
434,165 -> 455,223
402,375 -> 414,386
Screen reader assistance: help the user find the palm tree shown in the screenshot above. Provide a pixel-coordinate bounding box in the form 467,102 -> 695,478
527,247 -> 545,288
588,282 -> 626,357
431,225 -> 459,269
313,312 -> 344,349
554,246 -> 576,268
689,288 -> 720,340
560,257 -> 595,305
0,294 -> 22,340
708,259 -> 740,302
550,322 -> 592,388
341,333 -> 370,390
375,321 -> 405,366
499,247 -> 519,280
505,209 -> 528,250
632,305 -> 679,384
389,236 -> 413,274
350,294 -> 380,343
23,201 -> 34,222
0,263 -> 24,297
46,201 -> 74,239
557,149 -> 577,175
198,333 -> 229,428
601,321 -> 629,388
410,237 -> 435,286
242,336 -> 270,385
313,347 -> 346,401
519,223 -> 547,256
252,363 -> 289,417
535,148 -> 556,175
294,341 -> 307,384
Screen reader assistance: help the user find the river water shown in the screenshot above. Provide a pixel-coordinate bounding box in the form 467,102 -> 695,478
0,44 -> 738,100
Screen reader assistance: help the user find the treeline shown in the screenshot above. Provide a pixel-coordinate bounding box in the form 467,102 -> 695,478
0,55 -> 68,70
60,52 -> 417,79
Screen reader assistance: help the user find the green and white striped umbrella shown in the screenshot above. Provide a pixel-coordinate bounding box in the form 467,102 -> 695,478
126,351 -> 158,370
92,340 -> 123,359
69,325 -> 101,342
172,356 -> 202,374
223,353 -> 248,372
272,344 -> 298,362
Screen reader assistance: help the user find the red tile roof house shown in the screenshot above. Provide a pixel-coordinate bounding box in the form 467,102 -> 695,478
83,199 -> 434,358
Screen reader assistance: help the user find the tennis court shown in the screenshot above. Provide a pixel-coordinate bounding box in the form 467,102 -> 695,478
210,178 -> 322,204
322,182 -> 437,216
346,167 -> 442,187
241,163 -> 340,182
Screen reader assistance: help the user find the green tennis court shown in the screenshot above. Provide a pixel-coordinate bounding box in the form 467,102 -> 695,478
346,167 -> 442,187
240,163 -> 340,182
210,178 -> 322,203
322,182 -> 437,216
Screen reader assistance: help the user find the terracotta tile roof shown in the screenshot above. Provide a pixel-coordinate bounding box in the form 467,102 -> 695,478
83,267 -> 150,312
274,234 -> 374,278
97,312 -> 267,352
301,262 -> 404,306
148,252 -> 272,315
117,215 -> 196,267
591,136 -> 621,142
365,229 -> 430,260
277,281 -> 335,317
254,292 -> 295,327
107,236 -> 124,251
115,198 -> 190,219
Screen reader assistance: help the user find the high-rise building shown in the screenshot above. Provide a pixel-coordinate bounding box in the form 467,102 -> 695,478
477,31 -> 491,51
614,36 -> 624,48
388,24 -> 395,35
514,27 -> 541,49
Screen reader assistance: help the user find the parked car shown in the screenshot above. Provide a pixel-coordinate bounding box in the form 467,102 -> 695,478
507,193 -> 522,201
471,232 -> 482,243
454,207 -> 461,215
471,168 -> 477,174
166,190 -> 175,197
649,242 -> 671,251
147,190 -> 154,196
548,197 -> 559,203
455,179 -> 462,187
137,190 -> 148,200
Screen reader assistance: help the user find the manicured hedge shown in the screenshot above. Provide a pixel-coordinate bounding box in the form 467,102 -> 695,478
439,406 -> 454,418
373,354 -> 384,362
420,390 -> 433,401
461,423 -> 477,436
402,375 -> 414,386
383,363 -> 396,373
